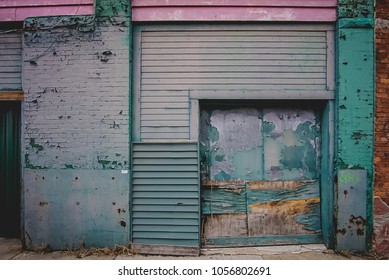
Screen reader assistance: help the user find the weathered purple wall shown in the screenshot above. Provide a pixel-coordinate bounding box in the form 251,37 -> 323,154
0,0 -> 94,22
131,0 -> 337,22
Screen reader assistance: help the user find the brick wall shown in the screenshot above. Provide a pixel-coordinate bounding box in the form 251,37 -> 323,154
22,14 -> 132,249
374,0 -> 389,255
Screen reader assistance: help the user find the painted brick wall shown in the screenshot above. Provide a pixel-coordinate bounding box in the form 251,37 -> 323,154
374,0 -> 389,255
22,10 -> 132,249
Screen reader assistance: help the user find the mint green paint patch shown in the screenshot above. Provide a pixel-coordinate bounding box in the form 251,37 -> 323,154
213,148 -> 225,162
231,149 -> 262,180
25,154 -> 47,169
214,170 -> 231,181
262,121 -> 275,135
209,126 -> 219,142
29,138 -> 44,152
282,146 -> 305,169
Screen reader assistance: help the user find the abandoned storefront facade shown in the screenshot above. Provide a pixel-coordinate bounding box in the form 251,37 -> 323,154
0,0 -> 381,255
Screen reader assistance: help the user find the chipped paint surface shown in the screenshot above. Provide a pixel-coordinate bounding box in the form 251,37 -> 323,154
336,169 -> 367,251
263,109 -> 320,180
200,108 -> 262,181
200,106 -> 321,245
336,8 -> 375,251
23,169 -> 130,249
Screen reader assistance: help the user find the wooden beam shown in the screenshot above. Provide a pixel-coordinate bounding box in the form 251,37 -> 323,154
132,0 -> 338,8
0,91 -> 23,101
132,244 -> 200,256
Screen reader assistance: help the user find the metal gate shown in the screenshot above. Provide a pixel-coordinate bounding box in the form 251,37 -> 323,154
200,103 -> 322,246
0,101 -> 21,237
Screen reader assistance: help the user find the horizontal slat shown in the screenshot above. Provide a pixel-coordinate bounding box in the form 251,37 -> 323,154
142,96 -> 188,103
140,90 -> 189,97
142,40 -> 326,49
133,143 -> 197,151
0,73 -> 21,78
0,49 -> 21,55
132,232 -> 198,239
133,163 -> 197,171
141,120 -> 189,127
0,66 -> 22,72
141,132 -> 189,139
141,114 -> 189,121
0,55 -> 21,61
142,33 -> 326,41
132,185 -> 199,192
132,239 -> 198,247
142,47 -> 326,55
140,102 -> 189,109
142,72 -> 326,79
142,64 -> 326,71
0,61 -> 22,67
132,218 -> 198,226
133,151 -> 196,158
133,225 -> 198,233
132,171 -> 198,178
133,178 -> 198,185
0,83 -> 21,90
132,205 -> 198,212
141,127 -> 188,133
143,54 -> 326,62
133,192 -> 199,199
132,0 -> 337,8
141,108 -> 188,115
142,84 -> 326,91
133,211 -> 199,219
142,78 -> 326,85
133,198 -> 198,206
133,158 -> 198,165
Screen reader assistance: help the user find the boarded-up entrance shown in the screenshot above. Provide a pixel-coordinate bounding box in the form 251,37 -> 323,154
133,24 -> 334,250
200,104 -> 322,246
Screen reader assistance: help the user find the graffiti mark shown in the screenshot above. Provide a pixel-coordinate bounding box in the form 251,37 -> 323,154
338,172 -> 360,184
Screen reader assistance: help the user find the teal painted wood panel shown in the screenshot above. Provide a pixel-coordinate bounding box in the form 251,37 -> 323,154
131,142 -> 200,247
0,33 -> 22,90
205,234 -> 322,247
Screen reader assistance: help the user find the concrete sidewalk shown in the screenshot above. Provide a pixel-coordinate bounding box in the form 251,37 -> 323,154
0,238 -> 379,260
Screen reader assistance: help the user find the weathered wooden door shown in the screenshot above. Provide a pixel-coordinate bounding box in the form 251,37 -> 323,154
200,104 -> 322,246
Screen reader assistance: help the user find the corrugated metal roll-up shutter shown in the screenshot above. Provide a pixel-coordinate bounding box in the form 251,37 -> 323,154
131,142 -> 200,256
137,25 -> 333,141
0,32 -> 22,91
0,101 -> 21,237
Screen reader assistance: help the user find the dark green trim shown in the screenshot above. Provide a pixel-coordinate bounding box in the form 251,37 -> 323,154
205,234 -> 323,247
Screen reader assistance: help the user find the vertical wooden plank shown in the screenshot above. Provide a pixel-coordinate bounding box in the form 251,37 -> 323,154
133,28 -> 142,141
321,101 -> 335,248
190,99 -> 199,141
326,30 -> 335,91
